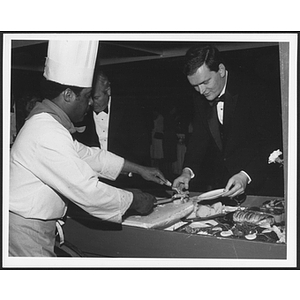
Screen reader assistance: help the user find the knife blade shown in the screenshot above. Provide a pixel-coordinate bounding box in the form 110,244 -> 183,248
154,198 -> 175,206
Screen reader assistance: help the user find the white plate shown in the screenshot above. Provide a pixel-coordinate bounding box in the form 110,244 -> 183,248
197,188 -> 225,201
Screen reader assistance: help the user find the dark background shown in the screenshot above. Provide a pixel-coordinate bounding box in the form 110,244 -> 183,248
10,42 -> 284,195
11,42 -> 282,132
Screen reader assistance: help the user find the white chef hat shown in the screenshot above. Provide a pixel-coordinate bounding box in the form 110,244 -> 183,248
43,40 -> 99,88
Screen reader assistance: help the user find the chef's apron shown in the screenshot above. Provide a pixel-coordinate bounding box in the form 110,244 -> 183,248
9,211 -> 57,257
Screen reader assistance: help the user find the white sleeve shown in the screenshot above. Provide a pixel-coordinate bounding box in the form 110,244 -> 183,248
182,167 -> 195,178
74,139 -> 124,180
32,124 -> 132,222
241,170 -> 252,184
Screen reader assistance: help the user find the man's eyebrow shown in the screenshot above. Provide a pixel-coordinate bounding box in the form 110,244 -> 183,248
192,78 -> 210,86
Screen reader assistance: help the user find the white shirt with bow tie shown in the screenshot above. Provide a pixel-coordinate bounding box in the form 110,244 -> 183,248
94,98 -> 111,150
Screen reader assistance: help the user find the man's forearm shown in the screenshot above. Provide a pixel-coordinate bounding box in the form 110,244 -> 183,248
121,160 -> 143,175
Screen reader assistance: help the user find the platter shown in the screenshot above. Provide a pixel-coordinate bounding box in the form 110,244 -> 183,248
174,198 -> 286,244
123,200 -> 194,229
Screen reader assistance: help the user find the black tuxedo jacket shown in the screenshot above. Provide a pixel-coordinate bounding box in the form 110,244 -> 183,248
183,71 -> 280,193
73,95 -> 151,166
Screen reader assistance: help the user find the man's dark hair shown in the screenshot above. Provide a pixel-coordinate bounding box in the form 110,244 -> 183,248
92,68 -> 110,95
183,45 -> 224,76
40,77 -> 84,100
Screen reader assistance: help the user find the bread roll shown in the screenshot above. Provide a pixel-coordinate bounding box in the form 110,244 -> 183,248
233,210 -> 274,226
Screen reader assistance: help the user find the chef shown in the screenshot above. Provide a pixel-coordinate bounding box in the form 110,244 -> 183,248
9,40 -> 167,257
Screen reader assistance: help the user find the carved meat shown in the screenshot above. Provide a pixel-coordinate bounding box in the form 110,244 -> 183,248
233,210 -> 274,226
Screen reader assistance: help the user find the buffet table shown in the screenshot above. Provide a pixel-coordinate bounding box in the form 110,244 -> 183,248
60,193 -> 286,259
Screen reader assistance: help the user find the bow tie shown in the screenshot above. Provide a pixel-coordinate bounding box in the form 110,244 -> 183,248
95,106 -> 109,115
209,95 -> 225,107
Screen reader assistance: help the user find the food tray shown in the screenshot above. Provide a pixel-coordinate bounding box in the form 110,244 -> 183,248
174,208 -> 285,243
122,200 -> 195,229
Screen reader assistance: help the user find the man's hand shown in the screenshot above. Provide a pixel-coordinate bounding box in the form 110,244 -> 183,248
122,161 -> 168,185
127,189 -> 156,215
138,166 -> 168,185
172,169 -> 192,192
222,171 -> 248,198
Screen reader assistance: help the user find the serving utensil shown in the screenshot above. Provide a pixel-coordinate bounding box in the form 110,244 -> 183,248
154,198 -> 175,206
181,213 -> 226,223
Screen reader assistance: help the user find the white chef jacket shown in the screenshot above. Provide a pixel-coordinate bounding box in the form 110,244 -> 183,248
10,112 -> 133,223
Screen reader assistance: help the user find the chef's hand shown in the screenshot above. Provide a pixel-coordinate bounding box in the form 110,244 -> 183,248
122,160 -> 168,185
172,169 -> 192,192
127,189 -> 156,215
222,171 -> 248,198
137,166 -> 168,185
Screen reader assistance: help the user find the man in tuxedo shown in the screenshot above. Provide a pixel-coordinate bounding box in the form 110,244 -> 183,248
73,69 -> 153,189
173,45 -> 281,198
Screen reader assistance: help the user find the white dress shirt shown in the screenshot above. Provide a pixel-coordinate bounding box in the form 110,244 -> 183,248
94,99 -> 111,150
216,70 -> 228,124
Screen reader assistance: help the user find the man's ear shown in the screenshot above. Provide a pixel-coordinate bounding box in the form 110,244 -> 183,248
218,63 -> 226,77
63,88 -> 75,103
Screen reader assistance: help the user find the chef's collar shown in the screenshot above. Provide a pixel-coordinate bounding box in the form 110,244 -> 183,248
26,99 -> 76,133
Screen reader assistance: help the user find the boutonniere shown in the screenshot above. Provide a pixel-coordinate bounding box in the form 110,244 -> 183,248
268,149 -> 284,166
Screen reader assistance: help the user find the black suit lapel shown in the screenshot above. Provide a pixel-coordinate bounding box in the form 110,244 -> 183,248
108,99 -> 124,148
222,71 -> 239,138
89,111 -> 101,147
222,91 -> 238,145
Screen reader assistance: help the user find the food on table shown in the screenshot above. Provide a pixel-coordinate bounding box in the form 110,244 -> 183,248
174,196 -> 285,243
245,232 -> 257,240
233,210 -> 274,226
197,188 -> 225,201
196,202 -> 223,218
260,199 -> 285,223
220,230 -> 233,237
172,190 -> 189,204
